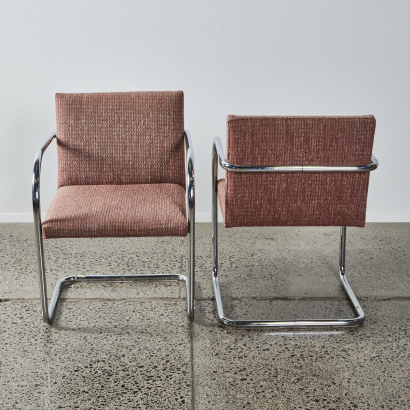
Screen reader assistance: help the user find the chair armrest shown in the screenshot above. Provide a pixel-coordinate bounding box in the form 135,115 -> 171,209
213,136 -> 378,173
212,137 -> 228,191
184,130 -> 195,229
213,137 -> 226,170
32,133 -> 56,217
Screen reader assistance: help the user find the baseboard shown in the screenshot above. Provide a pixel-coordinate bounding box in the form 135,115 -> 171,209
195,212 -> 222,223
365,212 -> 410,222
0,212 -> 408,223
0,214 -> 36,223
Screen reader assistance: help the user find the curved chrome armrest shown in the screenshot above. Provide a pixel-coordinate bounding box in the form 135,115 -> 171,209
32,133 -> 56,217
184,130 -> 195,229
213,136 -> 378,173
213,137 -> 226,170
212,137 -> 224,192
184,130 -> 195,319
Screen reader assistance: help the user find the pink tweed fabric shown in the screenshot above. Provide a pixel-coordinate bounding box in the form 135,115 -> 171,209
43,91 -> 188,239
56,91 -> 185,188
218,115 -> 376,228
42,184 -> 187,238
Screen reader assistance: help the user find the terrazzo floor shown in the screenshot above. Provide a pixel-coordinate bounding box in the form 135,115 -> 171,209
0,223 -> 409,409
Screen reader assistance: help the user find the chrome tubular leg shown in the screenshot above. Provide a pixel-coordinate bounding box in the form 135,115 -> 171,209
186,151 -> 195,321
33,163 -> 50,323
212,220 -> 365,327
339,226 -> 365,324
187,224 -> 195,320
211,191 -> 218,280
212,143 -> 227,322
212,191 -> 226,322
212,143 -> 218,279
34,214 -> 50,324
339,226 -> 346,275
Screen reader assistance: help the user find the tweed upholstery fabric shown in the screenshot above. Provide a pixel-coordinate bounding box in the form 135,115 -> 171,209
42,184 -> 187,238
219,115 -> 376,228
56,91 -> 185,188
217,179 -> 227,221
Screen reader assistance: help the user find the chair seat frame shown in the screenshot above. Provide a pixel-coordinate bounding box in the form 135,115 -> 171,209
33,131 -> 195,324
212,137 -> 378,328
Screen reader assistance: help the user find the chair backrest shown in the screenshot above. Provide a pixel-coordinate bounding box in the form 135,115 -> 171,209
223,115 -> 376,227
56,91 -> 185,188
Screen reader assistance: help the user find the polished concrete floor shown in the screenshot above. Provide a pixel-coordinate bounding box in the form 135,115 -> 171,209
0,223 -> 409,409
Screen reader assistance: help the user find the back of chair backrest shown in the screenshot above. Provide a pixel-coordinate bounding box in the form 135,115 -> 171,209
56,91 -> 185,188
224,115 -> 376,227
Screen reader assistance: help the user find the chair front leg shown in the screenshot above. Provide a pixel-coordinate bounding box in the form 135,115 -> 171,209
212,140 -> 228,323
32,133 -> 56,323
185,131 -> 195,320
186,171 -> 195,320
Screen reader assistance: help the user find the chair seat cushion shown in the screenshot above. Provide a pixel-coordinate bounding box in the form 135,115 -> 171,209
42,184 -> 188,238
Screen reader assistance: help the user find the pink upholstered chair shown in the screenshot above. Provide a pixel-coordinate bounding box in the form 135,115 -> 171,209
33,91 -> 195,323
212,115 -> 378,328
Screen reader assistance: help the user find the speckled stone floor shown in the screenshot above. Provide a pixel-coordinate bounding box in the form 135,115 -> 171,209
0,223 -> 409,409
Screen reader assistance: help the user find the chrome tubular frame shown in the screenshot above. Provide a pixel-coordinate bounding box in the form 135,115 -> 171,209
32,131 -> 195,324
184,130 -> 196,320
212,137 -> 378,328
33,132 -> 56,322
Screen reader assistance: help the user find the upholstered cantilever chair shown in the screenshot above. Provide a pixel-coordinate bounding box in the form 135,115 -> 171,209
212,115 -> 378,328
32,91 -> 195,324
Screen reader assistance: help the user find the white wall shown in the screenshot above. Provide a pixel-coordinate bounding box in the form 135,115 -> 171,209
0,0 -> 409,222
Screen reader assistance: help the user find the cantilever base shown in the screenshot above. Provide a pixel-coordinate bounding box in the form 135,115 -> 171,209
45,274 -> 189,324
212,270 -> 364,328
211,224 -> 365,328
